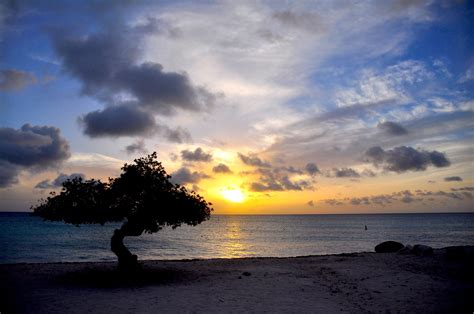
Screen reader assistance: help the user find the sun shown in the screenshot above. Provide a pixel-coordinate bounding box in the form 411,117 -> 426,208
221,188 -> 246,203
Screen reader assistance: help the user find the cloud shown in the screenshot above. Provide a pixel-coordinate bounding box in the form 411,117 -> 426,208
324,199 -> 343,206
114,62 -> 216,115
35,173 -> 85,189
238,153 -> 272,168
350,197 -> 370,205
250,181 -> 283,192
0,124 -> 70,187
361,169 -> 377,177
181,147 -> 212,162
0,69 -> 37,91
377,121 -> 408,135
323,188 -> 472,207
272,10 -> 323,32
331,167 -> 360,178
444,176 -> 462,182
80,105 -> 157,137
307,200 -> 314,207
451,187 -> 474,192
247,167 -> 312,192
0,161 -> 20,188
212,163 -> 232,174
51,20 -> 217,139
160,126 -> 192,144
125,139 -> 147,155
364,146 -> 450,172
459,62 -> 474,83
170,167 -> 210,185
305,162 -> 320,175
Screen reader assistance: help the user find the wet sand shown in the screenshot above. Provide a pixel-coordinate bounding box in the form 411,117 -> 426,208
1,246 -> 473,313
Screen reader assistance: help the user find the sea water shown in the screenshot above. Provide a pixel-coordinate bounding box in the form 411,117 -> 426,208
0,212 -> 473,264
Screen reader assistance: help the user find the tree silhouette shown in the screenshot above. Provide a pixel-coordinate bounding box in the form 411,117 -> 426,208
32,152 -> 212,270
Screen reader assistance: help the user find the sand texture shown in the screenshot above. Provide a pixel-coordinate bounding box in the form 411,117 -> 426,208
1,246 -> 473,313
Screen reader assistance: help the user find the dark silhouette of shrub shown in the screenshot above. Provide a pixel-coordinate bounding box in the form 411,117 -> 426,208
32,152 -> 212,270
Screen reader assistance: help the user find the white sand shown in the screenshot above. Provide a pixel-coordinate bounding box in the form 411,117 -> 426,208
1,247 -> 473,313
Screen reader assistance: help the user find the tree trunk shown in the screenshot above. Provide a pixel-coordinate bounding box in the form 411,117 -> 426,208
111,221 -> 144,271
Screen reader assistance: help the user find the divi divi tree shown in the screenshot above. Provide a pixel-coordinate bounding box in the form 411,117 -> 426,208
32,153 -> 212,270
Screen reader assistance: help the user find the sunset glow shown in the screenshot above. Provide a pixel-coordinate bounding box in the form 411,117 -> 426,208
0,1 -> 472,215
220,189 -> 246,203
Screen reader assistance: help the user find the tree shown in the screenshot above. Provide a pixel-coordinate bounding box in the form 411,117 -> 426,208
32,152 -> 212,270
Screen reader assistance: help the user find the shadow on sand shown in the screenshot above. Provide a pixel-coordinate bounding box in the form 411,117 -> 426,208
57,264 -> 195,288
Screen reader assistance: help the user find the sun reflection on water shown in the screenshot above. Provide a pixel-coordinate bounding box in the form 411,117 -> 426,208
218,220 -> 248,258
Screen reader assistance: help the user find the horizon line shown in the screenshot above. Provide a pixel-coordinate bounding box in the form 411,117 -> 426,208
1,211 -> 473,216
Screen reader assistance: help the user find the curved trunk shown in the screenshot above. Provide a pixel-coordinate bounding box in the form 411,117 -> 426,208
111,221 -> 144,270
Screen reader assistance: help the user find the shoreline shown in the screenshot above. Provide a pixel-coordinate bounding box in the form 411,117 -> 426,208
2,244 -> 472,266
0,251 -> 377,266
1,246 -> 473,313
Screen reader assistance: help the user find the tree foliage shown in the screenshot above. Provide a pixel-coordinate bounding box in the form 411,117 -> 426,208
32,152 -> 212,266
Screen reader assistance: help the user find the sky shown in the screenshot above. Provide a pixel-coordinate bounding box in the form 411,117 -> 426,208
0,0 -> 473,214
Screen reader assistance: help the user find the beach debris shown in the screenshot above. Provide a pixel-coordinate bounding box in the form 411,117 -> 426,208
398,245 -> 414,255
398,244 -> 434,256
374,241 -> 404,253
413,244 -> 433,256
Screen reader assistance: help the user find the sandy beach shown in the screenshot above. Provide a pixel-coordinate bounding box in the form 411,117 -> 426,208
1,246 -> 473,313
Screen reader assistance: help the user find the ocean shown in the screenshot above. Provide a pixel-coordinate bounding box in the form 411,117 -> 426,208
0,212 -> 473,264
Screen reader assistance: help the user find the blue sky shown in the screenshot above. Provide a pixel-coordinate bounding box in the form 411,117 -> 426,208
1,0 -> 473,213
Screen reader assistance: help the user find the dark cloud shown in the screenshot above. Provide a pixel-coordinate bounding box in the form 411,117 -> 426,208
125,139 -> 147,155
0,124 -> 70,187
276,166 -> 303,175
324,199 -> 343,206
324,187 -> 471,207
350,197 -> 370,205
170,167 -> 210,185
361,169 -> 377,177
401,195 -> 416,203
115,62 -> 215,115
213,163 -> 232,174
0,124 -> 70,167
238,153 -> 272,168
0,161 -> 20,188
377,121 -> 408,135
332,167 -> 360,178
161,126 -> 192,144
370,194 -> 395,206
80,105 -> 157,138
305,162 -> 320,175
364,146 -> 450,172
444,176 -> 462,182
240,158 -> 316,193
250,181 -> 283,192
0,69 -> 37,91
451,187 -> 474,191
181,147 -> 212,162
35,173 -> 85,189
51,20 -> 217,139
248,170 -> 312,192
433,190 -> 464,200
307,200 -> 314,207
393,190 -> 417,203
